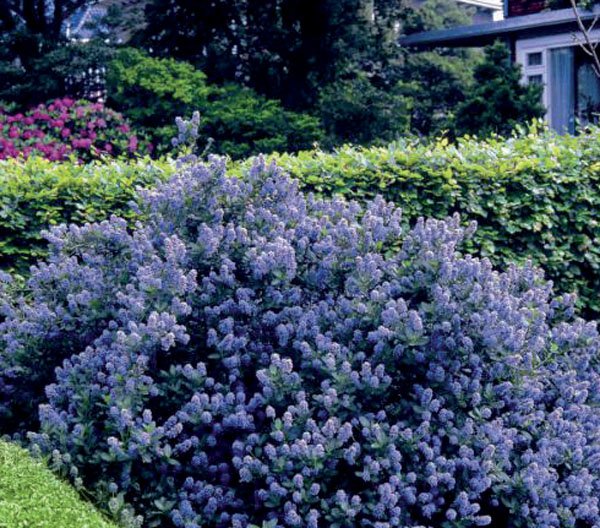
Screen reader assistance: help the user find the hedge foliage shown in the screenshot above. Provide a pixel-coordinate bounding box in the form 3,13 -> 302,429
259,124 -> 600,315
1,158 -> 598,528
0,156 -> 173,273
0,440 -> 117,528
1,125 -> 599,315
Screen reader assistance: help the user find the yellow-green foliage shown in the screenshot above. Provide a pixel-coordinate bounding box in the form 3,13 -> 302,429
106,48 -> 323,158
0,156 -> 175,273
0,440 -> 117,528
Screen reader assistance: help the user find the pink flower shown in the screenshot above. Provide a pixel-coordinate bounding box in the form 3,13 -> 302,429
52,120 -> 65,128
24,117 -> 34,125
8,127 -> 19,138
118,124 -> 130,134
104,142 -> 113,153
61,128 -> 71,138
97,118 -> 107,128
72,138 -> 92,149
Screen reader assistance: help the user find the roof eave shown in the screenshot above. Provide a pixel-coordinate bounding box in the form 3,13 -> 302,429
399,6 -> 600,48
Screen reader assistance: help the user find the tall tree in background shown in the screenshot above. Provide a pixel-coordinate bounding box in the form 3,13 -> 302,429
134,0 -> 402,110
398,0 -> 481,135
135,0 -> 481,142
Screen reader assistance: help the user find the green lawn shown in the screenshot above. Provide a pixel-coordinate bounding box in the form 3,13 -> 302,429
0,440 -> 117,528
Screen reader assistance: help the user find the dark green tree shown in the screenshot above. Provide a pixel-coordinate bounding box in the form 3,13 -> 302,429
133,0 -> 404,110
453,41 -> 544,137
398,0 -> 481,135
318,72 -> 411,145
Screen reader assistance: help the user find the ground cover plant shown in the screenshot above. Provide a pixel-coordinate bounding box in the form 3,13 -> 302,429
0,98 -> 150,162
0,440 -> 118,528
0,156 -> 598,527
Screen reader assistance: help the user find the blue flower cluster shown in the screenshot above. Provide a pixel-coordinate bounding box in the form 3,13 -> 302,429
1,158 -> 599,527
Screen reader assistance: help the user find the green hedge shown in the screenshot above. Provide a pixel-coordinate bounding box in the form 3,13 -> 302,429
0,156 -> 174,274
258,124 -> 600,315
0,440 -> 117,528
2,125 -> 599,315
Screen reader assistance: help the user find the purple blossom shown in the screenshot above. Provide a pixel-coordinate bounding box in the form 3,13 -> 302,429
0,157 -> 597,528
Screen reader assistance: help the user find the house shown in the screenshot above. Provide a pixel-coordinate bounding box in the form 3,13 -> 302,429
400,0 -> 600,133
64,4 -> 108,41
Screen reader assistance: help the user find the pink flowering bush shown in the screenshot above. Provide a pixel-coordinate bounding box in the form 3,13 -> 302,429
0,98 -> 150,162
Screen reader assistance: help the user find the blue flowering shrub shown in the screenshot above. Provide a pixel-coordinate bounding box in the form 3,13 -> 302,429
1,158 -> 599,528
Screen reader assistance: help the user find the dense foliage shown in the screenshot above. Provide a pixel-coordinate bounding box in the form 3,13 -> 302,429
133,0 -> 487,141
0,39 -> 114,109
0,98 -> 149,162
133,0 -> 404,110
317,73 -> 411,145
261,124 -> 600,316
396,0 -> 481,136
1,125 -> 599,316
1,158 -> 598,528
106,49 -> 323,158
0,156 -> 171,273
0,440 -> 118,528
0,0 -> 114,108
453,42 -> 544,137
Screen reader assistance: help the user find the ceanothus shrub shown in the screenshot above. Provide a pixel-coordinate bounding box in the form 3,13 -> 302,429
0,158 -> 599,528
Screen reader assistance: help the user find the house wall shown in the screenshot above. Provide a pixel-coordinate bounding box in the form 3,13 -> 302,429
516,30 -> 600,131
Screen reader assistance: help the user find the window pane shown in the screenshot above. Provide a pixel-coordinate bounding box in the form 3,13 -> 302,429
549,47 -> 575,134
528,74 -> 543,85
577,58 -> 600,125
528,52 -> 543,66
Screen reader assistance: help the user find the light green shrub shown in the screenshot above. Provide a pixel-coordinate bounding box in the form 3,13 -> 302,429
106,48 -> 323,158
0,156 -> 175,273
